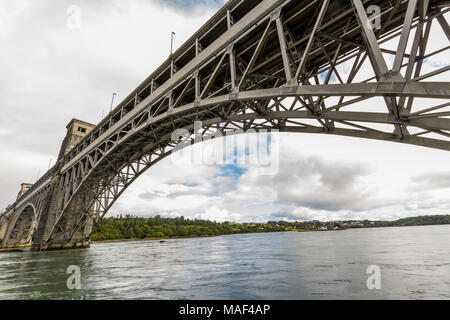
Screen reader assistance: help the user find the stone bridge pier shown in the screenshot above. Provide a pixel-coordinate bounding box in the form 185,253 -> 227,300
33,174 -> 97,251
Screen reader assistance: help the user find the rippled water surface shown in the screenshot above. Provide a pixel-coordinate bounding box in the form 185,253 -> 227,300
1,225 -> 450,299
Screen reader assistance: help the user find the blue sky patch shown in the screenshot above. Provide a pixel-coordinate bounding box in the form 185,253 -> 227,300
219,164 -> 247,179
151,0 -> 225,13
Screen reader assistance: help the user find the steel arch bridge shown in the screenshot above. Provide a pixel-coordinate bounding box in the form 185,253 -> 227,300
1,0 -> 449,250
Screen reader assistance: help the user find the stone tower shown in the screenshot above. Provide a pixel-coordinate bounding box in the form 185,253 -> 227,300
16,183 -> 33,200
58,119 -> 96,160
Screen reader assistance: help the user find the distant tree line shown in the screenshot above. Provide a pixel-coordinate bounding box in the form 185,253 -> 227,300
91,215 -> 297,241
369,215 -> 450,227
91,214 -> 450,241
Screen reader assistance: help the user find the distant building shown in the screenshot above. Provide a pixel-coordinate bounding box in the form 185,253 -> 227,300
350,221 -> 364,227
58,119 -> 96,160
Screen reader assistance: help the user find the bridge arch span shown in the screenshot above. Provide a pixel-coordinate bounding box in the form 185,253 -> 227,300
3,204 -> 37,248
44,97 -> 450,248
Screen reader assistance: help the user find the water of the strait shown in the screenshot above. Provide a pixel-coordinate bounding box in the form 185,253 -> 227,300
1,225 -> 449,299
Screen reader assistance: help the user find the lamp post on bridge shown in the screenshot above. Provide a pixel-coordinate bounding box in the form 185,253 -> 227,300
170,31 -> 175,56
109,92 -> 117,113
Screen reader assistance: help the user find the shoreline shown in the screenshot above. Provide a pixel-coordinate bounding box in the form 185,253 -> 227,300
91,233 -> 230,244
91,223 -> 450,244
91,230 -> 308,244
2,224 -> 448,251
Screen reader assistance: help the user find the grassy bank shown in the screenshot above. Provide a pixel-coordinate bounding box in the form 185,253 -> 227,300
91,214 -> 450,243
91,233 -> 235,244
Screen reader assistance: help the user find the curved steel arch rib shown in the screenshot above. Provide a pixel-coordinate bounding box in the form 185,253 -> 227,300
45,100 -> 450,246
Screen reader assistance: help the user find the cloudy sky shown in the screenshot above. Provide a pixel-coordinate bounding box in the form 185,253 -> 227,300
1,0 -> 449,222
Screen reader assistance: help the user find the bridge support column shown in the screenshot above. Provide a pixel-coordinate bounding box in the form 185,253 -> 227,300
31,174 -> 60,251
